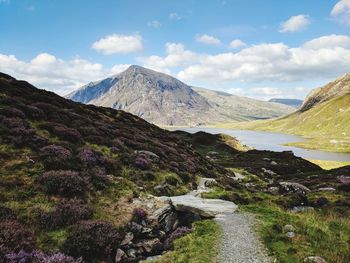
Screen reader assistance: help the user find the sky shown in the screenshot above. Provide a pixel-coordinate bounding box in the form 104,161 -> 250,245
0,0 -> 350,100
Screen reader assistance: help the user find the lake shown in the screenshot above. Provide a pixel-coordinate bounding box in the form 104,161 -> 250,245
175,127 -> 350,162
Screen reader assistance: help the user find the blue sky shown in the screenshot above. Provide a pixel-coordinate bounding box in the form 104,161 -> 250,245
1,0 -> 350,99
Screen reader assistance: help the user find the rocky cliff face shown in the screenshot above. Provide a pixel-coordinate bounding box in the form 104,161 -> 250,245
300,73 -> 350,111
67,65 -> 295,126
68,65 -> 214,126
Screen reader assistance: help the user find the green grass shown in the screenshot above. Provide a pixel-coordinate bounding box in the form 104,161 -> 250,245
148,220 -> 221,263
307,159 -> 350,170
215,93 -> 350,153
242,204 -> 350,263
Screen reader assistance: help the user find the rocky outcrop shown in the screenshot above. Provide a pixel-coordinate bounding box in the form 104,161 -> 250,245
300,72 -> 350,111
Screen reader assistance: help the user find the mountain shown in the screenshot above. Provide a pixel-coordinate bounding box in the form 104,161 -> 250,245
300,73 -> 350,111
193,87 -> 295,122
224,73 -> 350,152
67,65 -> 295,126
268,98 -> 303,108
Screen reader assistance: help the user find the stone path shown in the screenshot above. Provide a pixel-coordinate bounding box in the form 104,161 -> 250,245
169,178 -> 272,263
215,213 -> 272,263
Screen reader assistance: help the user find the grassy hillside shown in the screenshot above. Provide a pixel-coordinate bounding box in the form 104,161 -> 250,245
0,73 -> 230,262
218,93 -> 350,153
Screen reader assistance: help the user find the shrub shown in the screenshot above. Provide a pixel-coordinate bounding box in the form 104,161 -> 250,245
62,220 -> 121,262
53,126 -> 83,143
0,220 -> 36,253
0,206 -> 16,221
36,199 -> 93,230
77,148 -> 98,165
132,208 -> 147,224
39,145 -> 72,169
5,249 -> 82,263
1,108 -> 25,119
21,105 -> 46,120
88,168 -> 112,190
38,170 -> 88,197
134,155 -> 151,170
165,226 -> 192,249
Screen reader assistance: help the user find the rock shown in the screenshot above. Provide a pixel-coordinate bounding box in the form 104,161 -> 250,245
290,206 -> 314,213
304,256 -> 327,263
279,182 -> 310,195
170,195 -> 237,218
270,161 -> 278,165
263,158 -> 271,161
115,248 -> 126,263
282,224 -> 296,233
137,238 -> 161,253
286,231 -> 296,238
127,248 -> 137,258
143,255 -> 162,261
314,197 -> 328,207
154,184 -> 172,196
261,168 -> 277,176
120,232 -> 134,246
136,150 -> 160,160
317,187 -> 336,192
268,186 -> 280,195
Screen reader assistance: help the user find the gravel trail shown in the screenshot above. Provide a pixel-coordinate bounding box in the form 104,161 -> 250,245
215,212 -> 272,263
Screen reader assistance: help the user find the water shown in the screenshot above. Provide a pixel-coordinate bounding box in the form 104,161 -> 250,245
176,127 -> 350,162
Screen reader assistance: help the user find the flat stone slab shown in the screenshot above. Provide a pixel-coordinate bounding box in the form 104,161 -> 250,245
169,195 -> 238,218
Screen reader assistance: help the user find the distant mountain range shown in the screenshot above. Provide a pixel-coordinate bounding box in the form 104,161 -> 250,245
268,98 -> 303,108
67,65 -> 294,126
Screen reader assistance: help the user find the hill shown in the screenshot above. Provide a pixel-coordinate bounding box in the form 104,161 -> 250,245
0,72 -> 231,262
67,65 -> 294,126
193,87 -> 295,121
268,98 -> 303,108
219,73 -> 350,152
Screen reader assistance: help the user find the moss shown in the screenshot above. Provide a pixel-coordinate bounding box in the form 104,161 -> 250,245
37,229 -> 68,253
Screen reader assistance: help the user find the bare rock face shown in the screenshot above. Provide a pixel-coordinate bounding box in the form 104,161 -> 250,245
300,72 -> 350,111
67,65 -> 295,126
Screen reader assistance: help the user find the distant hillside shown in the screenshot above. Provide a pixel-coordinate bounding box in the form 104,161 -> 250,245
220,73 -> 350,152
193,87 -> 295,121
67,65 -> 294,126
300,73 -> 350,111
268,98 -> 303,108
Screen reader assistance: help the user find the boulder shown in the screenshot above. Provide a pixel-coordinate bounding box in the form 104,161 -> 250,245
268,186 -> 280,195
137,238 -> 162,253
286,231 -> 296,238
290,206 -> 314,213
115,249 -> 126,263
317,187 -> 336,192
136,150 -> 160,160
120,232 -> 134,246
169,195 -> 237,218
304,256 -> 327,263
261,167 -> 277,177
282,224 -> 296,233
279,182 -> 310,195
151,204 -> 178,233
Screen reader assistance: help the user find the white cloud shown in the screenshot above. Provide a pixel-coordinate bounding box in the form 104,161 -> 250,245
139,42 -> 199,73
229,39 -> 247,49
279,14 -> 311,32
169,35 -> 350,83
196,34 -> 221,45
169,12 -> 182,20
303,34 -> 350,49
92,34 -> 143,55
0,53 -> 129,95
331,0 -> 350,26
147,20 -> 161,29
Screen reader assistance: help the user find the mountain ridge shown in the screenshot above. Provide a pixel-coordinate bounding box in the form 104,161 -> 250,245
67,65 -> 294,126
